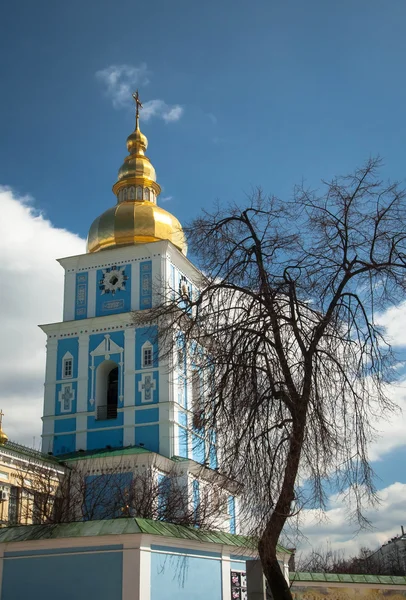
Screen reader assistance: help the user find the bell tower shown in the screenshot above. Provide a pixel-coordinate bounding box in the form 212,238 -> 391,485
40,93 -> 215,470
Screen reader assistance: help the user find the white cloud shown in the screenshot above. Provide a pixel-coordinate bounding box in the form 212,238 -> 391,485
95,63 -> 150,109
160,196 -> 173,203
96,64 -> 184,123
377,301 -> 406,347
141,99 -> 183,123
0,187 -> 85,447
295,482 -> 406,557
369,377 -> 406,461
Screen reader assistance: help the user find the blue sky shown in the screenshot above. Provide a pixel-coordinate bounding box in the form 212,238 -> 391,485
2,0 -> 406,236
1,0 -> 406,554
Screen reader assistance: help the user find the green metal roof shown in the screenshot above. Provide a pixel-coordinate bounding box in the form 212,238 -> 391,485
59,445 -> 151,462
0,517 -> 291,554
290,572 -> 406,586
2,440 -> 60,465
0,518 -> 257,553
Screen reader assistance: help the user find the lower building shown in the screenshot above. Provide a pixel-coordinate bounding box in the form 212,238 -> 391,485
0,518 -> 291,600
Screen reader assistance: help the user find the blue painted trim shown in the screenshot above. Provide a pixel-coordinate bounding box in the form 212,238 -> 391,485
228,495 -> 236,534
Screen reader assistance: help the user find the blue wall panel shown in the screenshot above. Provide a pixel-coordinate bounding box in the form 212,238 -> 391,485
2,549 -> 123,600
87,412 -> 124,430
135,424 -> 159,453
139,260 -> 152,309
95,264 -> 131,317
84,473 -> 133,520
135,408 -> 159,424
75,272 -> 88,320
53,433 -> 76,455
178,425 -> 188,458
192,434 -> 205,464
228,495 -> 236,534
87,428 -> 123,451
54,418 -> 76,434
151,551 -> 222,600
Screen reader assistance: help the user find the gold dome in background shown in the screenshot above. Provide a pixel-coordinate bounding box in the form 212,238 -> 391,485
87,90 -> 187,255
0,410 -> 8,446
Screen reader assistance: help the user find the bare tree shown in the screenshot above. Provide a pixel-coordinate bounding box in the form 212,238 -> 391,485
137,159 -> 406,599
297,543 -> 406,576
11,456 -> 231,531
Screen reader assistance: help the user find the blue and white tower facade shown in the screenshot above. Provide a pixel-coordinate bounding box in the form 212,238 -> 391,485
40,98 -> 216,469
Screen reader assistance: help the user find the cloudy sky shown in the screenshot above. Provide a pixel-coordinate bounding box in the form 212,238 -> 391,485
1,0 -> 406,557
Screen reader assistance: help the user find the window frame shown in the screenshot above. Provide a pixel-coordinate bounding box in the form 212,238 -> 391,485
142,344 -> 153,369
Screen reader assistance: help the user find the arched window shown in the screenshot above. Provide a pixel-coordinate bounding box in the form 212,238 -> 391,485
136,186 -> 143,200
96,360 -> 119,420
144,188 -> 150,201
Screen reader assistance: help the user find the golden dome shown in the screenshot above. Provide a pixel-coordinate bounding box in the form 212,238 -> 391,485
87,201 -> 187,253
0,411 -> 7,445
87,91 -> 187,255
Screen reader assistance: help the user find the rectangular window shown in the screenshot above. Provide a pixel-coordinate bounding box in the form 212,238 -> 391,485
63,359 -> 72,379
143,347 -> 152,368
231,571 -> 247,600
192,371 -> 204,430
8,486 -> 20,525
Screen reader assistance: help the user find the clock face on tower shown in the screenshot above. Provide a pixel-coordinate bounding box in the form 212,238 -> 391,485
99,266 -> 128,296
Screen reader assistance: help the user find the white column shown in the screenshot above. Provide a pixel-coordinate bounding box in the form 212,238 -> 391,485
87,269 -> 97,318
131,262 -> 140,311
222,552 -> 232,600
124,328 -> 135,406
77,334 -> 89,412
63,271 -> 76,321
122,540 -> 151,600
43,338 -> 58,417
123,328 -> 136,446
76,333 -> 89,450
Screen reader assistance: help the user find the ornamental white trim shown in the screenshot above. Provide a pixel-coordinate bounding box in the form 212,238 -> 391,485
59,383 -> 75,413
138,373 -> 156,403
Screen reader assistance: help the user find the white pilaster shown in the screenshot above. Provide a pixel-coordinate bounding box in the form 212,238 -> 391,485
43,338 -> 58,417
124,328 -> 136,406
123,410 -> 135,446
122,540 -> 151,600
131,262 -> 140,311
222,552 -> 232,600
63,271 -> 76,321
75,414 -> 87,451
77,334 -> 89,413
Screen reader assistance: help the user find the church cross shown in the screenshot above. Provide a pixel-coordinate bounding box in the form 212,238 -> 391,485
132,90 -> 143,127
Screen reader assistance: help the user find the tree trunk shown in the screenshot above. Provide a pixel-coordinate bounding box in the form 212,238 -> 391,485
258,533 -> 293,600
